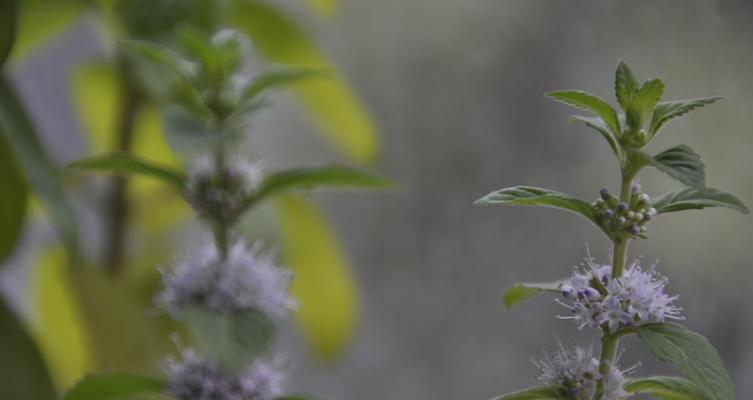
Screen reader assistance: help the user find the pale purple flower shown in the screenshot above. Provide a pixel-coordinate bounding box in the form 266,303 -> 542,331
157,239 -> 296,317
165,348 -> 289,400
534,343 -> 601,398
557,258 -> 682,333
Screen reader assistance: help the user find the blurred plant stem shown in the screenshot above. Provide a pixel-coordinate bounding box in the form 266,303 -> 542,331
103,58 -> 142,276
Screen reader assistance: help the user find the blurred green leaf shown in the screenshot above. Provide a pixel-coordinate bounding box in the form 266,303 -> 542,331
13,0 -> 85,61
547,90 -> 620,137
0,0 -> 18,65
229,0 -> 380,164
184,307 -> 275,373
0,296 -> 57,400
475,186 -> 607,236
568,115 -> 623,160
0,131 -> 27,263
490,385 -> 569,399
626,79 -> 664,130
636,323 -> 735,400
244,66 -> 331,100
503,281 -> 565,309
31,248 -> 92,390
0,74 -> 80,260
615,60 -> 639,111
274,194 -> 358,360
302,0 -> 339,16
256,166 -> 393,202
651,187 -> 749,215
651,145 -> 705,188
67,152 -> 187,190
625,377 -> 704,400
63,373 -> 166,400
648,97 -> 723,139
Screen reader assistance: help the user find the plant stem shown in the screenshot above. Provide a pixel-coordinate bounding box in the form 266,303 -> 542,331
594,176 -> 633,399
212,148 -> 229,260
103,59 -> 141,276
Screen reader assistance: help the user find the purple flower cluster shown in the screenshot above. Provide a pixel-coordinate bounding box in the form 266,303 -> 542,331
557,258 -> 683,333
534,343 -> 635,399
165,348 -> 288,400
157,240 -> 296,318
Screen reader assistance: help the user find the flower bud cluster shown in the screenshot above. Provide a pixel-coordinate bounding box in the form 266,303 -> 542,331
557,258 -> 683,333
534,344 -> 635,399
157,239 -> 297,318
185,156 -> 263,223
165,347 -> 288,400
593,182 -> 656,240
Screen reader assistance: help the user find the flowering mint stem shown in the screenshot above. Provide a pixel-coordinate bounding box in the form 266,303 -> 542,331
213,149 -> 230,260
594,177 -> 633,399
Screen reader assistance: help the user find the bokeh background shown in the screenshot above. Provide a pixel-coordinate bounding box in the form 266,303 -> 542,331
2,0 -> 753,399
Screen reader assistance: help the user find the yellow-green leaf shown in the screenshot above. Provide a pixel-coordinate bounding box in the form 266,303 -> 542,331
302,0 -> 339,17
229,0 -> 379,164
31,248 -> 92,390
274,194 -> 358,359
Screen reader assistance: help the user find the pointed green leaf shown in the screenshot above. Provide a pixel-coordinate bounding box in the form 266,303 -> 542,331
546,90 -> 620,136
120,40 -> 192,83
490,385 -> 570,399
651,187 -> 749,214
475,186 -> 606,234
0,0 -> 18,65
184,307 -> 275,373
615,60 -> 639,111
256,166 -> 393,202
626,78 -> 664,130
0,130 -> 27,263
503,281 -> 566,309
625,377 -> 704,400
244,66 -> 331,100
0,297 -> 56,400
66,152 -> 187,190
62,373 -> 166,400
229,0 -> 380,164
650,145 -> 705,188
649,97 -> 723,138
568,115 -> 623,160
274,194 -> 358,360
636,322 -> 735,400
0,73 -> 80,260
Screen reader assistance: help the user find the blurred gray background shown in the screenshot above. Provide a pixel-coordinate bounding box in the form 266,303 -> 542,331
8,0 -> 753,399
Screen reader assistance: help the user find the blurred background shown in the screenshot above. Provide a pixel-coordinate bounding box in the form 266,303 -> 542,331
2,0 -> 753,399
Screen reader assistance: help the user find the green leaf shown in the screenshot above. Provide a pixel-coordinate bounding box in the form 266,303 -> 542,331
626,78 -> 664,130
615,60 -> 639,111
624,149 -> 653,180
229,0 -> 380,164
0,0 -> 18,65
255,166 -> 393,202
568,115 -> 623,160
120,40 -> 192,83
184,307 -> 275,373
0,296 -> 57,400
244,66 -> 331,100
649,97 -> 723,138
651,187 -> 749,214
0,73 -> 80,261
636,322 -> 735,400
302,0 -> 340,16
274,194 -> 358,360
0,130 -> 27,263
650,145 -> 705,188
625,376 -> 705,400
546,90 -> 620,137
475,186 -> 606,235
503,281 -> 566,309
67,152 -> 187,190
63,373 -> 166,400
490,385 -> 570,399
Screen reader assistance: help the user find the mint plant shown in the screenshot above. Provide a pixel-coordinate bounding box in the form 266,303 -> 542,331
477,61 -> 748,400
60,28 -> 390,400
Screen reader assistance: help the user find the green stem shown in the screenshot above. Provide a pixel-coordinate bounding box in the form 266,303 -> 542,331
594,176 -> 633,399
212,148 -> 229,260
